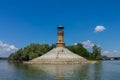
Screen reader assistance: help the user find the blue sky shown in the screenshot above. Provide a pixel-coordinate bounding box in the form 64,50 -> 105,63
0,0 -> 120,57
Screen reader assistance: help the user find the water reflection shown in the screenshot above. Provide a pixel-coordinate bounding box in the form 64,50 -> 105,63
1,60 -> 120,80
29,64 -> 89,80
28,63 -> 102,80
9,62 -> 102,80
88,62 -> 102,80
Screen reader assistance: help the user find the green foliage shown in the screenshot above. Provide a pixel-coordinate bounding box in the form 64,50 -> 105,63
29,52 -> 39,60
8,43 -> 54,61
66,43 -> 91,59
8,43 -> 102,61
92,45 -> 102,60
66,43 -> 102,60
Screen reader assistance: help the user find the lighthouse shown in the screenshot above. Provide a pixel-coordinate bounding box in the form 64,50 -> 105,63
29,25 -> 88,64
56,26 -> 65,47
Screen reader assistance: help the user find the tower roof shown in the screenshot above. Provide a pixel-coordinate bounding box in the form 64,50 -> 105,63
58,25 -> 64,29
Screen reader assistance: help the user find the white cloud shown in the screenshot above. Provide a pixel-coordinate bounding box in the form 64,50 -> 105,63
94,25 -> 106,32
113,50 -> 118,53
73,43 -> 78,45
102,50 -> 120,57
103,50 -> 118,55
103,51 -> 109,54
82,40 -> 94,49
0,41 -> 18,57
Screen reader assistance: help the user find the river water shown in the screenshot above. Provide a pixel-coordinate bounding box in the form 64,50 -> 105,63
0,60 -> 120,80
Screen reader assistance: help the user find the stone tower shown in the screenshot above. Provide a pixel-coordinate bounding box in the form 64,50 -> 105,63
56,26 -> 65,47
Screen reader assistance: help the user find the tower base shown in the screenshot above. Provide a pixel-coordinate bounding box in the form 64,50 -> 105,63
56,43 -> 65,47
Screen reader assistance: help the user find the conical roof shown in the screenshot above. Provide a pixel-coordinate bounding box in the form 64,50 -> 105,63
27,47 -> 88,64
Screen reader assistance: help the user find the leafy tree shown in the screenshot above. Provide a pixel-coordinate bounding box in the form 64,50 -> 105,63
67,43 -> 102,60
29,52 -> 39,60
92,45 -> 102,60
67,43 -> 91,59
8,43 -> 53,61
49,44 -> 56,50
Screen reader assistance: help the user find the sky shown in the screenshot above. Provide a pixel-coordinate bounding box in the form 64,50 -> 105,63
0,0 -> 120,57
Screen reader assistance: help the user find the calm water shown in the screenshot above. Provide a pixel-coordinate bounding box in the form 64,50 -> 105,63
0,60 -> 120,80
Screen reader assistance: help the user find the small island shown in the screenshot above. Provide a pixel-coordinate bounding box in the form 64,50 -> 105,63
8,26 -> 103,64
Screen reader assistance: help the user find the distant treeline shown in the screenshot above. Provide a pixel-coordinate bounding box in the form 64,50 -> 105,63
8,43 -> 103,62
0,57 -> 8,60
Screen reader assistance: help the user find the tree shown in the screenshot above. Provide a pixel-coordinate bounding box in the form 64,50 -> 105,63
92,45 -> 102,60
29,52 -> 39,60
67,43 -> 91,59
8,43 -> 54,61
